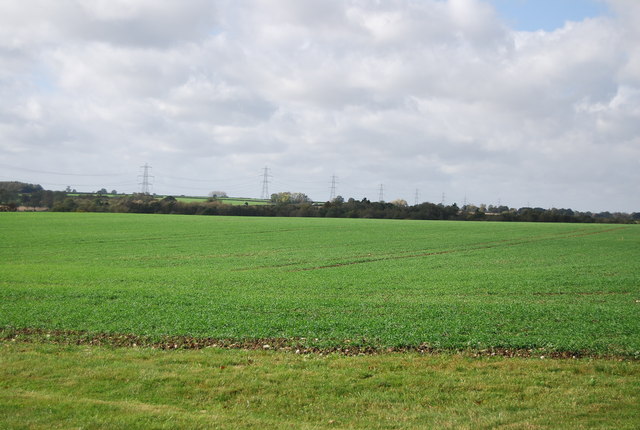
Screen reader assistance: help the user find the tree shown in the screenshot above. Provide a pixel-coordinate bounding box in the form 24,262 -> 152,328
0,188 -> 19,205
52,197 -> 78,212
290,192 -> 312,204
208,191 -> 228,198
391,199 -> 408,207
271,192 -> 291,204
270,192 -> 312,204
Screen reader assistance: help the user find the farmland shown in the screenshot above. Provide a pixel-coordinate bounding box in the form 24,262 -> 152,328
174,196 -> 273,205
64,193 -> 274,205
1,212 -> 638,355
1,213 -> 639,428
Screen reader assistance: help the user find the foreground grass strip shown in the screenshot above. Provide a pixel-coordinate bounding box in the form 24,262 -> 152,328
1,342 -> 639,430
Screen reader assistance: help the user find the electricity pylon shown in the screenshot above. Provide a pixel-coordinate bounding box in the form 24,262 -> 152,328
329,175 -> 338,201
260,166 -> 272,199
138,163 -> 153,194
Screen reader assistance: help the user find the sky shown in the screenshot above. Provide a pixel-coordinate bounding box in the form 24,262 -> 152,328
0,0 -> 638,212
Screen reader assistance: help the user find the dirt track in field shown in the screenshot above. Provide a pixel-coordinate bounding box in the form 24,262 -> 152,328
2,327 -> 635,360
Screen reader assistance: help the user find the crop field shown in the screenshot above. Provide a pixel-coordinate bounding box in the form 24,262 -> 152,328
1,212 -> 639,428
1,212 -> 638,355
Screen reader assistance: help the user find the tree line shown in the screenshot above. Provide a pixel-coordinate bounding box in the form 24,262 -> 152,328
1,181 -> 638,223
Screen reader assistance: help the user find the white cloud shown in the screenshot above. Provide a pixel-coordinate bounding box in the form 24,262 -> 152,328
0,0 -> 638,211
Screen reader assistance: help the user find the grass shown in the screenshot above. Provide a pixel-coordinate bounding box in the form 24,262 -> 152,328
1,342 -> 639,429
1,213 -> 639,428
1,212 -> 638,356
64,193 -> 274,205
174,197 -> 273,205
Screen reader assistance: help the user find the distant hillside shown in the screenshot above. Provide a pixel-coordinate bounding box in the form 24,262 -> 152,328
0,181 -> 43,193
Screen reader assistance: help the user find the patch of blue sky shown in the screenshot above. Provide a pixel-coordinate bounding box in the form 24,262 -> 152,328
32,67 -> 57,93
487,0 -> 610,32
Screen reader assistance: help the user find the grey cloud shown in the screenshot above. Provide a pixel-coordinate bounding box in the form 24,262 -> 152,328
0,0 -> 218,48
0,0 -> 639,211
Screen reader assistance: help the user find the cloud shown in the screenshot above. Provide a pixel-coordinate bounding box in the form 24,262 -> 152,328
0,0 -> 638,211
0,0 -> 218,48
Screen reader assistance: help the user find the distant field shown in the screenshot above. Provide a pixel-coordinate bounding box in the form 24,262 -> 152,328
64,193 -> 274,205
175,196 -> 272,205
1,212 -> 638,356
66,193 -> 120,198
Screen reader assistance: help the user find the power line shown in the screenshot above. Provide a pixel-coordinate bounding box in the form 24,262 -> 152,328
378,184 -> 384,202
161,173 -> 258,184
161,174 -> 215,183
12,180 -> 137,188
0,163 -> 128,177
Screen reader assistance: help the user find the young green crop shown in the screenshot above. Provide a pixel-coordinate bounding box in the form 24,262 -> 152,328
1,213 -> 638,355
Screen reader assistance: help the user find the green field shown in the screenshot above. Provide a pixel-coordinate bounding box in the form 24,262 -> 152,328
63,194 -> 273,205
174,196 -> 273,205
2,213 -> 639,428
1,212 -> 638,355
